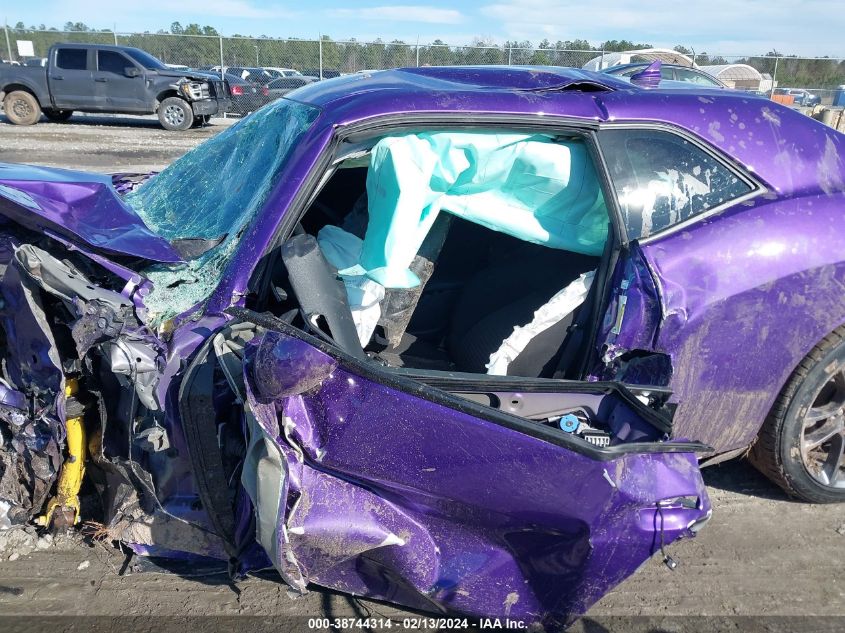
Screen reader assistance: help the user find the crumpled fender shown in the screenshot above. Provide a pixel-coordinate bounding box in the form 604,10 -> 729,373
0,163 -> 183,263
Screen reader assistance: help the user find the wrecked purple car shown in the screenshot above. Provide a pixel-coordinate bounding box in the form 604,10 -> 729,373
1,65 -> 844,627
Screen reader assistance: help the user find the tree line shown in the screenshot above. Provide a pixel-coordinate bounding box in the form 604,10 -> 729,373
6,22 -> 845,88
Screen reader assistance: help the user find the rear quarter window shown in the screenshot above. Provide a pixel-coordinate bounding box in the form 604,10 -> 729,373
55,49 -> 88,71
600,128 -> 753,239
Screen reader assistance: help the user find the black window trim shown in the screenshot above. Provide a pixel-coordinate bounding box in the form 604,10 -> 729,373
55,46 -> 90,71
595,120 -> 767,244
96,49 -> 137,74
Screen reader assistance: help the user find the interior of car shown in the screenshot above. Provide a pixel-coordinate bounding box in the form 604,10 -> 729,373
251,128 -> 615,383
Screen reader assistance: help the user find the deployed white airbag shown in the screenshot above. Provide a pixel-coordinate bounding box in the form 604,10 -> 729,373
317,225 -> 385,346
486,270 -> 595,376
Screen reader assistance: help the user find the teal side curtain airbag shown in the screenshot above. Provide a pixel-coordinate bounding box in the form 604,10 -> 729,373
352,132 -> 608,288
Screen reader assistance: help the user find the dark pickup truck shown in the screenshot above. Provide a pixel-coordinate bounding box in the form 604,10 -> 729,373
0,43 -> 230,130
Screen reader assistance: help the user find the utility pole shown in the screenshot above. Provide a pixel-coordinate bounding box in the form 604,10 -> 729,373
4,20 -> 13,62
218,35 -> 224,78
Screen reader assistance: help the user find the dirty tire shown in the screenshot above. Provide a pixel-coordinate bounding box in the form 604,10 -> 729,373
3,90 -> 41,125
43,109 -> 73,122
750,326 -> 845,503
157,97 -> 193,131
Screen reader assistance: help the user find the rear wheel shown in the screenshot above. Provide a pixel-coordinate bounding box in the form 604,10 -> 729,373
3,90 -> 41,125
158,97 -> 193,131
751,326 -> 845,502
43,109 -> 73,122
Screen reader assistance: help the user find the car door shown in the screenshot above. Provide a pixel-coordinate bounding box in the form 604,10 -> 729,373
92,49 -> 148,112
594,125 -> 770,451
48,47 -> 95,109
180,309 -> 711,627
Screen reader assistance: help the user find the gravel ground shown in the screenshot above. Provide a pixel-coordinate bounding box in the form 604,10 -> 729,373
0,112 -> 235,172
0,115 -> 844,632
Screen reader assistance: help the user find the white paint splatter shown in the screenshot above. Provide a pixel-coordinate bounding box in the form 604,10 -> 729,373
761,108 -> 781,126
707,120 -> 725,142
377,533 -> 406,548
503,592 -> 520,616
817,136 -> 845,195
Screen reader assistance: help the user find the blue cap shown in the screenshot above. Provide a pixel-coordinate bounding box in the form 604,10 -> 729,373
558,414 -> 580,433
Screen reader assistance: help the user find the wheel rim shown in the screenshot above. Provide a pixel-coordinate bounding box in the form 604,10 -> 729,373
11,98 -> 32,119
800,369 -> 845,488
163,104 -> 185,127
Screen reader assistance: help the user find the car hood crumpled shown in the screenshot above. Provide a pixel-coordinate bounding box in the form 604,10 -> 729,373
0,163 -> 184,264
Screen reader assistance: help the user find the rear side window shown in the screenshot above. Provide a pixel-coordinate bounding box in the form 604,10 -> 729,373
600,128 -> 752,239
55,48 -> 87,71
674,68 -> 721,86
98,51 -> 131,74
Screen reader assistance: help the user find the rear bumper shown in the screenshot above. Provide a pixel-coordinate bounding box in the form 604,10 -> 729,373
191,98 -> 229,116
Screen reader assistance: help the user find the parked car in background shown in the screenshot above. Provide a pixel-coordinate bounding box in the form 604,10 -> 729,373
226,66 -> 275,85
602,62 -> 727,88
199,65 -> 274,114
300,68 -> 342,80
772,87 -> 822,106
264,67 -> 303,79
0,43 -> 229,130
203,65 -> 275,85
266,75 -> 316,100
22,57 -> 48,67
225,72 -> 270,114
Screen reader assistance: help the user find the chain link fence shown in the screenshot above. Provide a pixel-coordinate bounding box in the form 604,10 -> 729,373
3,26 -> 845,115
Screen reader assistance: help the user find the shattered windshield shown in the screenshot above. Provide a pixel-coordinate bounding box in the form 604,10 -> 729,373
125,99 -> 320,324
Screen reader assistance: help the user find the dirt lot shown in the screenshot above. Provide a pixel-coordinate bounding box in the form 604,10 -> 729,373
0,112 -> 234,172
0,115 -> 844,632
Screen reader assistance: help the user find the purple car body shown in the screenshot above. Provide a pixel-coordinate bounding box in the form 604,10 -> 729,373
0,65 -> 843,628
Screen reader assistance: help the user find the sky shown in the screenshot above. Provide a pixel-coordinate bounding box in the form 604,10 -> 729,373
6,0 -> 845,57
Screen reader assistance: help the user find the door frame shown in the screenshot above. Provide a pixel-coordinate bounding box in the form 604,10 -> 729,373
251,112 -> 635,384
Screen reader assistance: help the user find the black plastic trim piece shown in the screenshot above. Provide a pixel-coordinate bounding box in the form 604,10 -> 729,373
176,335 -> 237,558
392,368 -> 674,434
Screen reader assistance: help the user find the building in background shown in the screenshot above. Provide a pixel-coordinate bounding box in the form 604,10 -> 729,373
582,47 -> 693,71
698,64 -> 771,91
